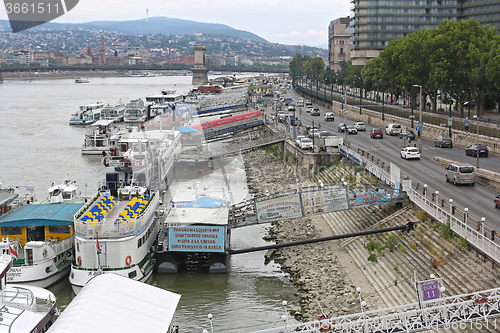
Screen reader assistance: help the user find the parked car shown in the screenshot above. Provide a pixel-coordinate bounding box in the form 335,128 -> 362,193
305,105 -> 314,113
320,130 -> 332,138
399,130 -> 416,140
445,162 -> 475,185
354,122 -> 366,131
495,195 -> 500,208
346,125 -> 358,134
324,112 -> 335,121
465,144 -> 488,157
295,135 -> 306,147
370,128 -> 384,139
400,147 -> 420,160
338,123 -> 346,132
299,137 -> 313,150
308,128 -> 320,138
311,108 -> 320,116
385,123 -> 402,136
434,136 -> 453,148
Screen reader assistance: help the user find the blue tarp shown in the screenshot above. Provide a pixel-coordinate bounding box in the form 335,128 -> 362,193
0,202 -> 84,227
183,197 -> 226,208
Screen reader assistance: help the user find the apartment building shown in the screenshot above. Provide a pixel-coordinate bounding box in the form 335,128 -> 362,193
328,17 -> 351,72
347,0 -> 500,66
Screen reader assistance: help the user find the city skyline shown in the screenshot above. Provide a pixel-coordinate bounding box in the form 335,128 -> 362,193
0,0 -> 351,47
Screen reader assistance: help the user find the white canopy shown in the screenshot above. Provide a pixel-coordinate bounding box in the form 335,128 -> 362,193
47,274 -> 181,333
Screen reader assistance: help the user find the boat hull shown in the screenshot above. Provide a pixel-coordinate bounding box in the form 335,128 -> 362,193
8,262 -> 71,288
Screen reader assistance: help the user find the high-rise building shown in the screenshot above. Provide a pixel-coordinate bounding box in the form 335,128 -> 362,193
328,17 -> 351,72
349,0 -> 500,66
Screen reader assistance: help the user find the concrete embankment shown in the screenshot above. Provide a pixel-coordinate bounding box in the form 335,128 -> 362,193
243,148 -> 500,331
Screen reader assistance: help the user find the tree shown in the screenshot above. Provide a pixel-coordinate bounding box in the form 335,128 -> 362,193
302,57 -> 325,77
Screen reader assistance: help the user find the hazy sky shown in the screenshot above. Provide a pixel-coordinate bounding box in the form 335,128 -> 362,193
1,0 -> 351,47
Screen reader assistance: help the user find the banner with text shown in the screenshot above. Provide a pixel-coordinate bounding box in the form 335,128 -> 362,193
256,193 -> 302,222
302,187 -> 348,215
168,226 -> 225,252
356,191 -> 388,203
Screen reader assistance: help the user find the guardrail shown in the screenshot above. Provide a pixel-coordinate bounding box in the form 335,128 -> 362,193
340,145 -> 500,265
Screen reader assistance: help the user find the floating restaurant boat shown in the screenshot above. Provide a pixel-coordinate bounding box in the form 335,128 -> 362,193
123,98 -> 147,123
0,255 -> 59,333
0,194 -> 82,288
69,102 -> 104,125
157,185 -> 230,273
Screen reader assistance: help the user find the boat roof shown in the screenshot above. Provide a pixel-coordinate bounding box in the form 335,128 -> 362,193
0,202 -> 84,227
0,191 -> 18,207
92,119 -> 115,127
47,273 -> 181,333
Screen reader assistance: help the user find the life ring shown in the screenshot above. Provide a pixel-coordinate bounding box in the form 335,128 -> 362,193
77,256 -> 82,265
125,255 -> 132,266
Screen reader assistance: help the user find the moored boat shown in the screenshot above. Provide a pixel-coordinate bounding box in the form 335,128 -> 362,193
47,178 -> 80,203
198,83 -> 222,94
0,255 -> 59,333
81,119 -> 122,156
123,98 -> 147,123
69,185 -> 160,294
0,199 -> 82,288
100,103 -> 125,123
69,102 -> 104,125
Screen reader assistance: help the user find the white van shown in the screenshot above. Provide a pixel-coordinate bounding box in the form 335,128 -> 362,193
445,162 -> 475,186
385,123 -> 402,136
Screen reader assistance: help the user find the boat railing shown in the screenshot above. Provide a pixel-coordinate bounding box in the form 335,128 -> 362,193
46,237 -> 73,255
1,286 -> 36,309
74,193 -> 159,239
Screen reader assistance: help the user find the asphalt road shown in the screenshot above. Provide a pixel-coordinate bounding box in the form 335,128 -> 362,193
274,92 -> 500,229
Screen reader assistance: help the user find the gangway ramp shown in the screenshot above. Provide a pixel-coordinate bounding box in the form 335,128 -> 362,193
252,287 -> 500,332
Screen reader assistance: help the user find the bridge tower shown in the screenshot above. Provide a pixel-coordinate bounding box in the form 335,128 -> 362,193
192,44 -> 208,85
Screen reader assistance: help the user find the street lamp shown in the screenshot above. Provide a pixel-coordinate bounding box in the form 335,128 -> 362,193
359,75 -> 362,114
448,78 -> 453,137
381,75 -> 385,121
413,84 -> 423,153
472,115 -> 480,168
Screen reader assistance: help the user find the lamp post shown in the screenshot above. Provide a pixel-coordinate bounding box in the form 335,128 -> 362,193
344,92 -> 348,147
359,75 -> 362,114
464,207 -> 468,224
473,115 -> 480,168
410,77 -> 414,128
413,84 -> 423,153
381,75 -> 385,121
448,78 -> 453,137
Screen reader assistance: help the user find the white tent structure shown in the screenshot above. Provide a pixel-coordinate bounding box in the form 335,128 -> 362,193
47,274 -> 181,333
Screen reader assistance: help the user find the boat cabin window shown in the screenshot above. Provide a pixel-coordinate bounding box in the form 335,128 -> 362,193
1,226 -> 22,235
48,225 -> 70,234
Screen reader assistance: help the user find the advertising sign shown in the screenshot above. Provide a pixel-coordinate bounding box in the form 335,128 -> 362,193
302,187 -> 348,215
356,192 -> 388,203
255,194 -> 302,222
168,226 -> 225,252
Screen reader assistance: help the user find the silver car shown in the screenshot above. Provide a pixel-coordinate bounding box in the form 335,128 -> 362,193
354,122 -> 366,131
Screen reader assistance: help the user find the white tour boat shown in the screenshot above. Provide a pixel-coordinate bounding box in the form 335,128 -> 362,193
69,185 -> 160,294
123,98 -> 147,123
100,102 -> 126,123
69,102 -> 104,125
0,255 -> 59,333
81,119 -> 123,156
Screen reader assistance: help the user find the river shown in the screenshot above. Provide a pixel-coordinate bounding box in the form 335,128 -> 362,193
0,75 -> 298,332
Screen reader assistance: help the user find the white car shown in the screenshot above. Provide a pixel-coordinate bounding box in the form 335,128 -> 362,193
299,138 -> 313,150
346,125 -> 358,134
305,105 -> 314,113
400,147 -> 420,160
295,135 -> 305,146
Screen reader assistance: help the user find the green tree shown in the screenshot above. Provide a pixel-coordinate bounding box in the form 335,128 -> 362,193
302,57 -> 325,77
